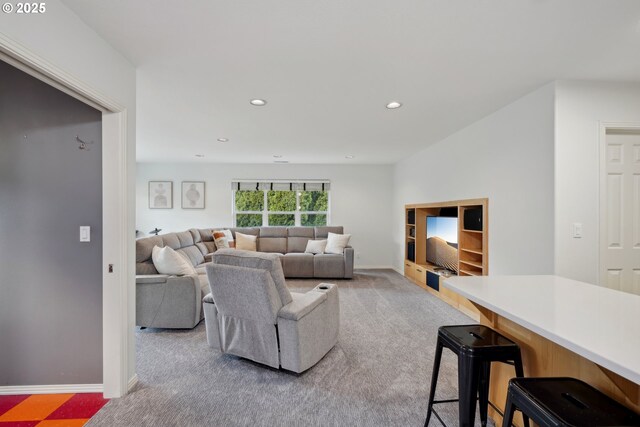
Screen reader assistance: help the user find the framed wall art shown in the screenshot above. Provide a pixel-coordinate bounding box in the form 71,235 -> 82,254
182,181 -> 205,209
149,181 -> 173,209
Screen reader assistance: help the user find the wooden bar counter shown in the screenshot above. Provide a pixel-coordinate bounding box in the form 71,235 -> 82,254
443,275 -> 640,427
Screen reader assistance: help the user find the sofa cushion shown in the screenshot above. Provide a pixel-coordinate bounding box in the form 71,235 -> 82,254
136,235 -> 163,262
229,227 -> 260,238
196,241 -> 216,256
213,230 -> 234,249
258,237 -> 287,253
313,253 -> 345,278
286,227 -> 314,253
282,253 -> 314,278
305,239 -> 327,254
314,226 -> 344,239
259,227 -> 288,238
152,245 -> 197,276
177,245 -> 205,267
236,232 -> 257,251
325,232 -> 352,255
136,260 -> 158,275
213,249 -> 293,306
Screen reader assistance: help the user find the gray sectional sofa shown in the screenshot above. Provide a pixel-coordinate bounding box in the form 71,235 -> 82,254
135,226 -> 353,329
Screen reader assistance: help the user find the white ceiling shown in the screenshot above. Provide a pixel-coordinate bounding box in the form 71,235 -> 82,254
61,0 -> 640,164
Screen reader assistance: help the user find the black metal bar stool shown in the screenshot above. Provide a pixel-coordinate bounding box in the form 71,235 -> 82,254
502,377 -> 640,427
424,324 -> 530,427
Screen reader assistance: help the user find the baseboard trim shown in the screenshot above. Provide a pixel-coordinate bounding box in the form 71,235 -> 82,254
354,265 -> 396,270
0,384 -> 103,395
127,374 -> 138,392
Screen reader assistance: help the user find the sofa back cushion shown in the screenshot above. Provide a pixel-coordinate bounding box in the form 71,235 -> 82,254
229,227 -> 260,238
212,249 -> 293,306
314,226 -> 344,239
287,227 -> 314,253
258,227 -> 287,253
192,228 -> 217,256
136,235 -> 163,274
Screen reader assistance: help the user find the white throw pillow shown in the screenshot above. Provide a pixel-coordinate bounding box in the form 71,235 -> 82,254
235,232 -> 257,251
305,239 -> 327,254
213,229 -> 235,249
324,232 -> 351,254
152,245 -> 197,276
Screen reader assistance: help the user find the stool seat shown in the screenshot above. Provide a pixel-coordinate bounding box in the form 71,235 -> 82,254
439,324 -> 522,358
425,325 -> 529,427
503,377 -> 640,427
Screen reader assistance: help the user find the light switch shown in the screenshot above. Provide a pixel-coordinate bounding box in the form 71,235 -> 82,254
572,223 -> 582,238
80,226 -> 91,242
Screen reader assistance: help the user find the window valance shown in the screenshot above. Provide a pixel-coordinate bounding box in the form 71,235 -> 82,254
231,180 -> 330,192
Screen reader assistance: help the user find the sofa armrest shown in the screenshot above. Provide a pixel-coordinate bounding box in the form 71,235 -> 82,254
136,274 -> 169,284
278,291 -> 327,321
343,247 -> 354,279
136,274 -> 202,328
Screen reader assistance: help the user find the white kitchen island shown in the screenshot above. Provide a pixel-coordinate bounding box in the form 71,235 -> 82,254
443,275 -> 640,426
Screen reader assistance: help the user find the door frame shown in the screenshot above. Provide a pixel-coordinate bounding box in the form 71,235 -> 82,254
0,34 -> 133,398
598,122 -> 640,287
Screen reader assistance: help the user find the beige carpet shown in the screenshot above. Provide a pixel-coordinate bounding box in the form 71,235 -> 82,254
88,269 -> 491,426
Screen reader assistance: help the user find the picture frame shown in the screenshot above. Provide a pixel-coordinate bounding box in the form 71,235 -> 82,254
148,181 -> 173,209
182,181 -> 205,209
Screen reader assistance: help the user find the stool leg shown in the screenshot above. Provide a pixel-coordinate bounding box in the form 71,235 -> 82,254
424,340 -> 444,427
512,354 -> 530,427
478,361 -> 491,427
458,354 -> 481,427
502,392 -> 516,427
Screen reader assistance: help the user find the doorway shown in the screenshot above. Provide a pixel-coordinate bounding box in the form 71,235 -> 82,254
600,127 -> 640,295
0,42 -> 132,397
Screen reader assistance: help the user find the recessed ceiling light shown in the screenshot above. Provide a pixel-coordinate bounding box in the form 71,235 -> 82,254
250,99 -> 267,106
273,155 -> 283,158
217,138 -> 229,143
386,101 -> 402,109
195,154 -> 205,158
345,155 -> 355,159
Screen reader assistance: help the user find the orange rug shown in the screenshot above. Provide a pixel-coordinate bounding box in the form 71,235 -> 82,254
0,393 -> 108,427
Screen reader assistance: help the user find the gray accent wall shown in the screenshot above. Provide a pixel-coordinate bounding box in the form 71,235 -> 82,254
0,60 -> 103,386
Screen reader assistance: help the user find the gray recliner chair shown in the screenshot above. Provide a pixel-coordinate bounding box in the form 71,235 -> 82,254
203,249 -> 339,373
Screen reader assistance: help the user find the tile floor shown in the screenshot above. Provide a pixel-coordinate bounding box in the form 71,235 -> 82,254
0,393 -> 108,427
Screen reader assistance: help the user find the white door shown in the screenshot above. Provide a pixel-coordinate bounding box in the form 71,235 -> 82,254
600,129 -> 640,294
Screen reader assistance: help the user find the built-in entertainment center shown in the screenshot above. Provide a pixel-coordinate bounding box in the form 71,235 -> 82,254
404,198 -> 488,320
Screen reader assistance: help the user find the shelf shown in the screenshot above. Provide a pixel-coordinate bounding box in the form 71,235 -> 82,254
461,229 -> 483,234
460,247 -> 483,255
459,259 -> 483,269
459,269 -> 481,276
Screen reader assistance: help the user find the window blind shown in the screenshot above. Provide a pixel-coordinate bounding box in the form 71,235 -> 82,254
231,180 -> 330,192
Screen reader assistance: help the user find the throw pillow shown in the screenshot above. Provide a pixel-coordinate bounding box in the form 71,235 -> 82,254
235,232 -> 257,251
213,229 -> 235,249
151,245 -> 197,276
305,239 -> 327,254
324,232 -> 351,254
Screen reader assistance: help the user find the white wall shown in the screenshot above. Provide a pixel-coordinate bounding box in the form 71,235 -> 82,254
1,1 -> 137,393
555,81 -> 640,284
393,83 -> 556,275
137,163 -> 394,268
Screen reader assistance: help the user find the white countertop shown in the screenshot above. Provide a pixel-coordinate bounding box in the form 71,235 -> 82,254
443,275 -> 640,385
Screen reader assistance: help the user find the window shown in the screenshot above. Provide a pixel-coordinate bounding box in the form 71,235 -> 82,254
232,181 -> 330,227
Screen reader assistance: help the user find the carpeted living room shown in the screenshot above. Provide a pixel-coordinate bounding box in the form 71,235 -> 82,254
2,2 -> 640,427
91,271 -> 473,426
